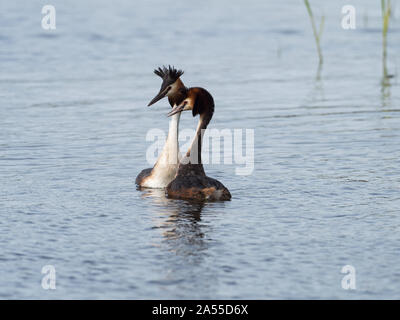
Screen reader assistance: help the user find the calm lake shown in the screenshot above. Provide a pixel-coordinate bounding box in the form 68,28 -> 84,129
1,0 -> 399,299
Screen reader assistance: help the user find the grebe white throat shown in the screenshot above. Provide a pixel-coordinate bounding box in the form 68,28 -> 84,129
139,111 -> 181,188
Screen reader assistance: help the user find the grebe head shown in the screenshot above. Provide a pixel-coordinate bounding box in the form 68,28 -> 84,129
167,88 -> 214,118
148,65 -> 184,106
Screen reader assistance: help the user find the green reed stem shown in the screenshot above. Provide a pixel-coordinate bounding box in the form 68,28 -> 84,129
381,0 -> 391,83
304,0 -> 324,65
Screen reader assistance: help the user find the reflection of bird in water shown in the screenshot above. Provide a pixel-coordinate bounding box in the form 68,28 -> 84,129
140,190 -> 222,295
163,202 -> 204,245
140,189 -> 206,253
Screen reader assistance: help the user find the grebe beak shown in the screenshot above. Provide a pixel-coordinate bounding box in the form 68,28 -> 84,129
148,87 -> 169,106
167,103 -> 185,117
167,100 -> 192,116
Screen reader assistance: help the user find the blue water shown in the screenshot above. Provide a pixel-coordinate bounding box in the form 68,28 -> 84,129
1,0 -> 400,299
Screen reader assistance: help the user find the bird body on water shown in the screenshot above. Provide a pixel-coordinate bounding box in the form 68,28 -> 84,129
137,66 -> 231,201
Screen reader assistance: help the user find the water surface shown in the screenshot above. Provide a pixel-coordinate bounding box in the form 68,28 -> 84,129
0,0 -> 400,299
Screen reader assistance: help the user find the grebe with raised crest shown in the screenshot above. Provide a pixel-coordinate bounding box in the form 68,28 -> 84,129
136,66 -> 187,188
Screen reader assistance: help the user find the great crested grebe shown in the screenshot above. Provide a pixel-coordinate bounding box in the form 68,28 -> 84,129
165,86 -> 232,201
136,66 -> 187,188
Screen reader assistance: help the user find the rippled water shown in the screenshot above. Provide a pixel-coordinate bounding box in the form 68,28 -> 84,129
1,0 -> 400,299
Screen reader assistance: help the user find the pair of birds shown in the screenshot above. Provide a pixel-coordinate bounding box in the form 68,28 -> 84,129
136,66 -> 231,201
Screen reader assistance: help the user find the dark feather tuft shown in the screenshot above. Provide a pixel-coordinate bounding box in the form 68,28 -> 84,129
153,65 -> 184,85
